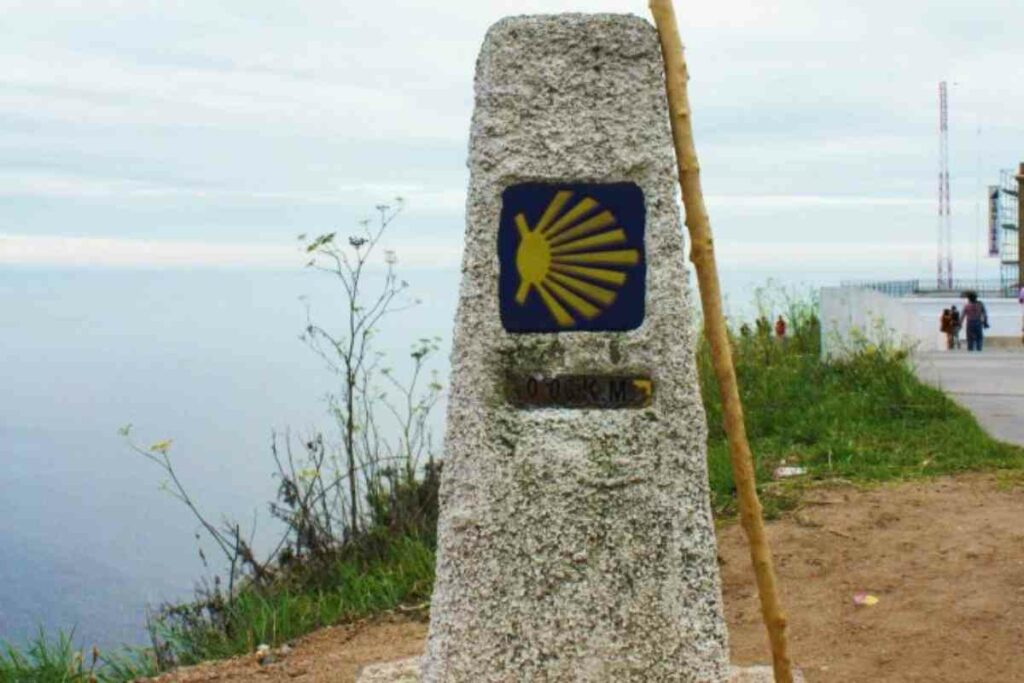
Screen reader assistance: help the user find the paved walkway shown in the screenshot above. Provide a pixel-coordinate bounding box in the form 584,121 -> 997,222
914,350 -> 1024,446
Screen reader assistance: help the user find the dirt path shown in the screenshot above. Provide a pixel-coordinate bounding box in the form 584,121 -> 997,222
148,474 -> 1024,683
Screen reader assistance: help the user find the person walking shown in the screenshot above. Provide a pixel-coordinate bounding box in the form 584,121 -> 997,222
949,305 -> 962,350
940,308 -> 953,350
962,292 -> 988,352
774,315 -> 786,341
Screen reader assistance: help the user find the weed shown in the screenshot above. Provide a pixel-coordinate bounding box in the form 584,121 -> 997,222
148,535 -> 435,667
700,298 -> 1024,516
0,630 -> 156,683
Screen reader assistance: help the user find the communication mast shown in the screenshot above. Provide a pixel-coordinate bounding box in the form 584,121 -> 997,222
937,81 -> 953,289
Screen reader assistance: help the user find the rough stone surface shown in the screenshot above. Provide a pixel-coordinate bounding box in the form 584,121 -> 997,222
358,657 -> 423,683
423,13 -> 729,682
359,658 -> 805,683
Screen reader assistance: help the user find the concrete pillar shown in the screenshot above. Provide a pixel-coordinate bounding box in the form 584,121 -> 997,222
422,14 -> 729,683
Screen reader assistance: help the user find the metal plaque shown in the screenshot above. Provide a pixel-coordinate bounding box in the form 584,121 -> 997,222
508,374 -> 654,409
498,182 -> 646,333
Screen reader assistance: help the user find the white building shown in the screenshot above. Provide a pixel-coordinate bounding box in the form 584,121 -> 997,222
820,285 -> 1023,356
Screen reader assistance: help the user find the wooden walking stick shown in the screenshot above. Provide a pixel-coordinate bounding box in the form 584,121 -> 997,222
648,2 -> 795,681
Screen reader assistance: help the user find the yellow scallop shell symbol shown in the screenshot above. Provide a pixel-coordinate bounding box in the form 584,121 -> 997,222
514,190 -> 640,327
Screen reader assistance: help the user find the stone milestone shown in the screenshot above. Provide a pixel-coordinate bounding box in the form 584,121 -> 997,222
420,13 -> 731,682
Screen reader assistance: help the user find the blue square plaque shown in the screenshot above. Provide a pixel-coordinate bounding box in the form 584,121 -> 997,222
498,182 -> 646,333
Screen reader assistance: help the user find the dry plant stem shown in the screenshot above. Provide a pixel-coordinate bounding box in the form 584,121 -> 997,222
648,1 -> 794,681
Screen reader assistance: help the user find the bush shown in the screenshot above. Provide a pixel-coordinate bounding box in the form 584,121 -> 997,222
701,290 -> 1024,516
0,630 -> 156,683
125,201 -> 445,670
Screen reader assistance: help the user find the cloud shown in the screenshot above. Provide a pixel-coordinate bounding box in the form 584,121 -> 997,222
1,168 -> 956,212
1,0 -> 1023,270
0,51 -> 465,142
0,170 -> 465,211
0,233 -> 464,269
713,239 -> 984,271
0,234 -> 296,268
707,194 -> 935,209
3,229 -> 991,277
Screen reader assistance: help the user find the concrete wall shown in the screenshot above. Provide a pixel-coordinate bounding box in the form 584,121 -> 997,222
821,286 -> 1023,356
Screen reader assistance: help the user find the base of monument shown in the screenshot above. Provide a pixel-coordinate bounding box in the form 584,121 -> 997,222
356,657 -> 805,682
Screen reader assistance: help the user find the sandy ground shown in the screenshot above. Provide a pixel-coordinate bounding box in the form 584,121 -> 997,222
146,474 -> 1024,683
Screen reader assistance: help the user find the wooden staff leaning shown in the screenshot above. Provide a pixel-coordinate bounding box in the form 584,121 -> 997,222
648,1 -> 794,681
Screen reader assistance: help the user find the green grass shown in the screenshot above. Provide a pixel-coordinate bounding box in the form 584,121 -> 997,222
151,535 -> 435,667
0,630 -> 156,683
0,631 -> 88,683
1,538 -> 434,682
9,300 -> 1024,681
700,313 -> 1024,517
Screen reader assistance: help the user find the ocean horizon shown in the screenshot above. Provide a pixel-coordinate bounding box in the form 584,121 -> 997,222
0,259 -> 976,649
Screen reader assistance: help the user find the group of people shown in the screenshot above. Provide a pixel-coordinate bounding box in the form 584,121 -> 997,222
940,292 -> 989,352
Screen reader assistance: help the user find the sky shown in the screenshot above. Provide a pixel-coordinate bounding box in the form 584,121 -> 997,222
2,0 -> 1023,279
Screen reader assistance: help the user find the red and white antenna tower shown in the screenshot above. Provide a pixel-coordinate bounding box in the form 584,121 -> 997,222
937,81 -> 953,289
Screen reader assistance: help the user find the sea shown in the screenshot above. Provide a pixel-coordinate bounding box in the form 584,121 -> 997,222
0,260 -> 958,650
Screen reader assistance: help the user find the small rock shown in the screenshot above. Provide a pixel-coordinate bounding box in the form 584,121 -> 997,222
773,466 -> 807,479
357,657 -> 422,682
256,644 -> 276,666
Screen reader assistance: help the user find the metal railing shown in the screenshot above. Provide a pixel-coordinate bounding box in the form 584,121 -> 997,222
839,279 -> 920,297
841,278 -> 1019,298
